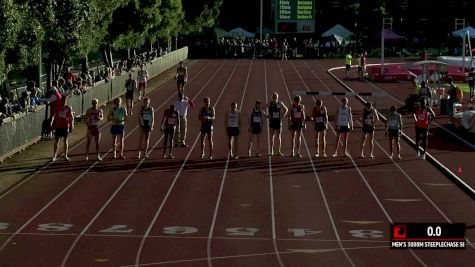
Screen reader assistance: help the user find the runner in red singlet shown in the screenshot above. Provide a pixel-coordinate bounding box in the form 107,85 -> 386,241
51,96 -> 74,161
85,98 -> 103,161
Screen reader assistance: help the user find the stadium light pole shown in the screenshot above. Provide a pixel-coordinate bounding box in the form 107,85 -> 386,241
260,0 -> 263,42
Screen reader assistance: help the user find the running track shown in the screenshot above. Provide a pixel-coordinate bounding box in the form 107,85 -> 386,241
0,59 -> 474,267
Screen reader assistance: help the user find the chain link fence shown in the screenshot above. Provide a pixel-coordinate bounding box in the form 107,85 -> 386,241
0,47 -> 188,162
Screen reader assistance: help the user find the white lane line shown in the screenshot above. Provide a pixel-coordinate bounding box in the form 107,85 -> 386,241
60,60 -> 231,267
207,60 -> 253,267
276,61 -> 356,267
320,61 -> 475,251
60,137 -> 167,266
299,60 -> 428,266
122,245 -> 390,267
264,60 -> 286,267
134,60 -> 241,267
0,60 -> 209,200
328,65 -> 475,150
2,60 -> 213,261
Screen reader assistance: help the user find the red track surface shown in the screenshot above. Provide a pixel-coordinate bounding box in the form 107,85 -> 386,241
0,59 -> 474,267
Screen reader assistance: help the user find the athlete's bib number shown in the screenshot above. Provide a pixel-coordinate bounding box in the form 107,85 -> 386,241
417,114 -> 426,121
204,116 -> 212,120
388,119 -> 398,127
91,120 -> 99,126
273,112 -> 280,119
365,118 -> 372,125
469,76 -> 474,81
142,113 -> 151,121
253,116 -> 261,123
168,118 -> 176,125
294,112 -> 302,118
59,110 -> 67,118
315,117 -> 323,123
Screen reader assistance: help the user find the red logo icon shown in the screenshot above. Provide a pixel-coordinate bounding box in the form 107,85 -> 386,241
393,225 -> 406,239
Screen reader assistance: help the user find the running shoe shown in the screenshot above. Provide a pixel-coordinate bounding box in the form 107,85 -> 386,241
138,152 -> 142,159
277,151 -> 284,156
389,153 -> 393,159
344,151 -> 350,157
248,150 -> 252,157
52,156 -> 57,162
85,155 -> 89,161
180,144 -> 189,148
113,152 -> 117,159
119,154 -> 125,159
200,153 -> 205,159
256,152 -> 261,157
208,155 -> 213,160
322,153 -> 327,158
370,154 -> 374,159
296,153 -> 302,158
163,154 -> 167,159
234,156 -> 239,160
314,153 -> 319,158
420,154 -> 426,160
65,156 -> 71,161
360,153 -> 365,158
168,154 -> 174,159
97,155 -> 103,161
397,154 -> 402,160
332,152 -> 338,158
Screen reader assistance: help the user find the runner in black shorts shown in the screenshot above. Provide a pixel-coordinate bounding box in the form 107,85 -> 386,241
199,97 -> 215,159
225,102 -> 241,159
267,92 -> 288,156
125,73 -> 137,115
175,61 -> 188,94
248,100 -> 264,157
386,105 -> 403,159
288,95 -> 305,157
312,99 -> 328,157
138,98 -> 154,158
360,102 -> 379,158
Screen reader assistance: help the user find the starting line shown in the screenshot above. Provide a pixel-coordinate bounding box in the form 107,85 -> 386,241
292,91 -> 387,97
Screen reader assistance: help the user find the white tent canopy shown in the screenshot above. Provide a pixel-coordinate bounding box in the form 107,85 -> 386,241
452,26 -> 475,38
321,24 -> 353,39
224,27 -> 255,38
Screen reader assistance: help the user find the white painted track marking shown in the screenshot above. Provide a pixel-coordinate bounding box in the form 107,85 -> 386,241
296,60 -> 428,266
207,60 -> 253,267
0,61 -> 208,200
134,60 -> 241,267
60,61 -> 231,267
276,60 -> 356,267
322,61 -> 475,250
264,60 -> 286,267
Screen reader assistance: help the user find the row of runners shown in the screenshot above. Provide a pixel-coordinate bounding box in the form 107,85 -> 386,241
49,90 -> 436,162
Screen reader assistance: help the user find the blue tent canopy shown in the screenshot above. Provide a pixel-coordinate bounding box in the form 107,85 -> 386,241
452,26 -> 475,38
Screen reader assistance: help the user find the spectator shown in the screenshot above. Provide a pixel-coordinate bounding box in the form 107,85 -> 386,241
468,67 -> 475,101
18,91 -> 31,112
8,90 -> 20,113
65,67 -> 76,82
95,71 -> 103,82
0,97 -> 16,117
418,81 -> 433,107
57,78 -> 66,94
447,77 -> 457,121
29,89 -> 44,109
26,80 -> 41,96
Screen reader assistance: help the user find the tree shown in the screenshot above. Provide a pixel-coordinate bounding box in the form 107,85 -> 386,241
101,0 -> 163,66
0,0 -> 42,96
181,0 -> 223,34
